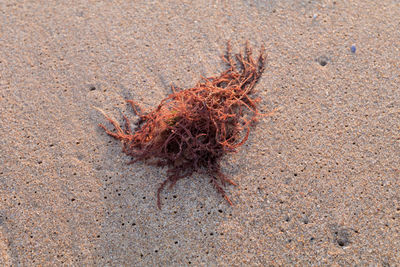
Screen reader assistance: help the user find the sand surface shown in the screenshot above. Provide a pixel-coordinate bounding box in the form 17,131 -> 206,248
1,0 -> 399,265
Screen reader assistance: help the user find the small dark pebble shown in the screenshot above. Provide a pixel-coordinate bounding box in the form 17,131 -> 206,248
337,239 -> 347,246
333,228 -> 351,247
316,56 -> 329,66
284,215 -> 290,222
351,45 -> 356,53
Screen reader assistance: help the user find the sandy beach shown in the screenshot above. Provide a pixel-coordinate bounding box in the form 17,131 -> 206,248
1,0 -> 399,265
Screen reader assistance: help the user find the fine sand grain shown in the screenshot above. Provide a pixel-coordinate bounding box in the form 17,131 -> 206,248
1,1 -> 399,265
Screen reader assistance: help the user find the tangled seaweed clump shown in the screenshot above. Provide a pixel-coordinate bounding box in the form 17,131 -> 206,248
98,42 -> 273,208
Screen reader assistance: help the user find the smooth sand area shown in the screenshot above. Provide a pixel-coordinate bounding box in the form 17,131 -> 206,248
1,1 -> 399,265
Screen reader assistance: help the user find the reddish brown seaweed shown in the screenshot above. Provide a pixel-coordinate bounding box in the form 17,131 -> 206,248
99,42 -> 271,208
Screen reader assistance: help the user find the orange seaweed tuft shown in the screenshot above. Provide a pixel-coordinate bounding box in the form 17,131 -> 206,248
99,41 -> 273,208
